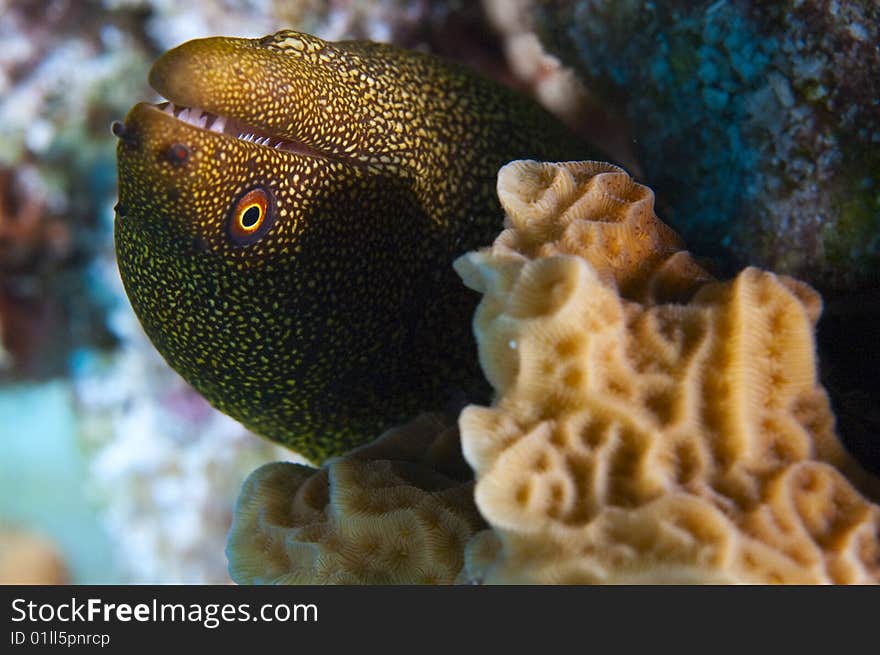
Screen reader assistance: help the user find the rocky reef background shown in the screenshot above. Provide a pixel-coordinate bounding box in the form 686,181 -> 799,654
522,0 -> 880,290
0,0 -> 512,584
0,0 -> 876,583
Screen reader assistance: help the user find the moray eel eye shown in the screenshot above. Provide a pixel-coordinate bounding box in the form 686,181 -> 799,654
228,187 -> 274,245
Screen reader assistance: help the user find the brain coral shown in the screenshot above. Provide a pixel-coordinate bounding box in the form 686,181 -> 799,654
489,159 -> 715,303
453,160 -> 880,584
226,413 -> 484,584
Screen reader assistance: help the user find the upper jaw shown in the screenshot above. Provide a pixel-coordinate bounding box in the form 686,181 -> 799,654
145,34 -> 369,167
154,100 -> 319,153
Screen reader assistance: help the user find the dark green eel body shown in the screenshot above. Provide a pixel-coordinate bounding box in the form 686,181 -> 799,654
114,30 -> 592,462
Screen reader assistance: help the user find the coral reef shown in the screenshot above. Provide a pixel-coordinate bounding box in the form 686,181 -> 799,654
488,160 -> 715,303
228,159 -> 879,584
453,160 -> 880,584
227,414 -> 483,584
525,0 -> 880,291
3,0 -> 875,585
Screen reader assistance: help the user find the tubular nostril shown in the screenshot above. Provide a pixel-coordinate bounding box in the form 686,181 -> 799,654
111,120 -> 137,145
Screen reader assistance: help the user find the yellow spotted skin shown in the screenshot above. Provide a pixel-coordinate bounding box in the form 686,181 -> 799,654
115,31 -> 593,462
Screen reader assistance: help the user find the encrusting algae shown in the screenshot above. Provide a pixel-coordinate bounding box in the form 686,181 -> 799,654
113,30 -> 592,462
227,160 -> 880,585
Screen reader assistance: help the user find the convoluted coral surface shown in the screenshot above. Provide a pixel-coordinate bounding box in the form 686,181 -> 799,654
227,414 -> 484,584
453,160 -> 880,584
490,159 -> 715,303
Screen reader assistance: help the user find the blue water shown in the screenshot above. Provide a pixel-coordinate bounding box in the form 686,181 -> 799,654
0,381 -> 119,583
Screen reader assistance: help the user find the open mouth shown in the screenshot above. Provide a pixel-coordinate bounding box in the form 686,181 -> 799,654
155,100 -> 331,159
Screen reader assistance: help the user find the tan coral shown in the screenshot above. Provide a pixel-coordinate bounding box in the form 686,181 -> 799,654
452,160 -> 880,584
0,526 -> 69,585
227,413 -> 484,584
491,160 -> 715,303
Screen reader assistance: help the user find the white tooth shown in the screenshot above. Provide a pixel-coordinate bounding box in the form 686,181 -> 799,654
178,107 -> 191,123
212,116 -> 226,133
196,112 -> 208,128
163,103 -> 174,115
274,142 -> 282,149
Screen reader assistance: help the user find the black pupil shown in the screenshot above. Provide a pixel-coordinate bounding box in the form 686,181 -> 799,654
242,205 -> 261,228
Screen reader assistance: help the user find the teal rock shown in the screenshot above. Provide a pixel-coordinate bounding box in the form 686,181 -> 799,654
530,0 -> 880,291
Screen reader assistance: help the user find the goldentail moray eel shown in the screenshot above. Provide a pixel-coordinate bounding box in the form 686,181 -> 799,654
114,30 -> 594,461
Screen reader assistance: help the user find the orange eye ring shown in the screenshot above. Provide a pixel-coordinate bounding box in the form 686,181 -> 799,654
227,187 -> 275,246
